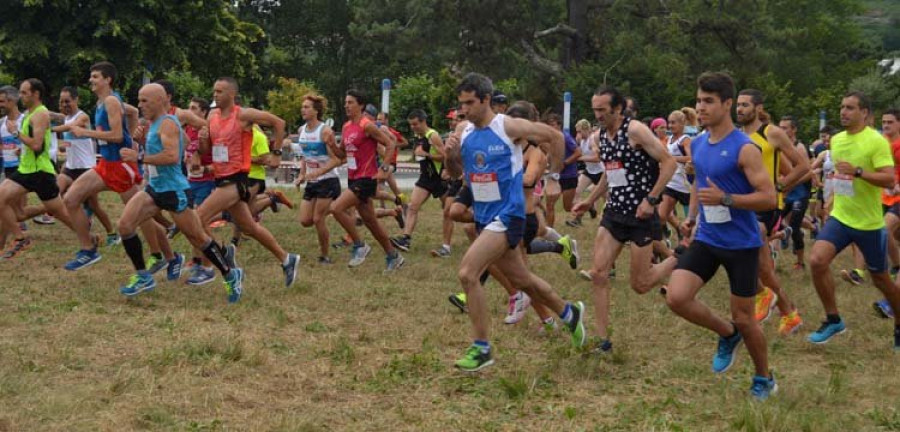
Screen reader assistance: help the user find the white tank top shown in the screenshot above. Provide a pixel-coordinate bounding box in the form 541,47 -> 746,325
823,150 -> 835,198
665,134 -> 691,193
63,111 -> 96,169
298,122 -> 337,182
580,136 -> 604,175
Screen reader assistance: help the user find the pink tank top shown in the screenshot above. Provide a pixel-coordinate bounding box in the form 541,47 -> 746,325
208,106 -> 251,178
341,117 -> 379,180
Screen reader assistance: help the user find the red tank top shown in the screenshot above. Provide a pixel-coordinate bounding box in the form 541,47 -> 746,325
342,117 -> 379,180
208,106 -> 251,178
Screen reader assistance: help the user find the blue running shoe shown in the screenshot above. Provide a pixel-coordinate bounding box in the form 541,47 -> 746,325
283,253 -> 300,287
225,268 -> 244,303
712,331 -> 743,374
224,244 -> 238,270
780,226 -> 792,251
167,253 -> 185,281
120,272 -> 156,297
750,372 -> 778,401
64,249 -> 101,271
106,233 -> 121,247
874,299 -> 895,319
807,320 -> 846,344
384,252 -> 405,274
147,255 -> 167,274
186,266 -> 216,285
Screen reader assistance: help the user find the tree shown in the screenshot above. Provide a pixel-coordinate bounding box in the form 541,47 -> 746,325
266,78 -> 320,132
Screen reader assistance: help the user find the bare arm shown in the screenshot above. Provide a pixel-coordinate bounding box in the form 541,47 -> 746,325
673,137 -> 692,163
770,126 -> 809,190
11,110 -> 50,152
427,132 -> 446,162
239,108 -> 286,151
72,96 -> 125,142
365,121 -> 395,170
505,117 -> 564,173
51,111 -> 88,133
522,147 -> 547,186
176,108 -> 208,130
630,120 -> 676,198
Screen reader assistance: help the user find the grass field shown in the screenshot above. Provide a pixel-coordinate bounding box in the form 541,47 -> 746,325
1,187 -> 899,431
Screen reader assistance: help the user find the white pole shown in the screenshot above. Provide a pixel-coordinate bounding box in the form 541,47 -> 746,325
563,91 -> 572,133
381,79 -> 391,114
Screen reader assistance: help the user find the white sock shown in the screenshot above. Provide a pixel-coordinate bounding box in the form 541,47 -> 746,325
544,227 -> 562,242
443,244 -> 451,251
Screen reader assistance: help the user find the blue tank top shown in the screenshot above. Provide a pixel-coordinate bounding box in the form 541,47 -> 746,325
560,131 -> 579,179
145,115 -> 189,193
460,114 -> 525,226
692,129 -> 762,250
94,91 -> 133,162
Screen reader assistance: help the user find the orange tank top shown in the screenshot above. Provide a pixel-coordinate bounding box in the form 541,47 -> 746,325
209,106 -> 252,178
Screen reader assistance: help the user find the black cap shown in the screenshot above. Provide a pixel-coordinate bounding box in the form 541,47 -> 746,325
364,104 -> 378,117
492,90 -> 508,105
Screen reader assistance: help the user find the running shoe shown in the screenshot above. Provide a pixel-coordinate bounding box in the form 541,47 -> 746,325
578,269 -> 592,281
565,218 -> 582,227
106,233 -> 121,247
778,310 -> 803,335
147,255 -> 168,275
166,226 -> 180,240
750,372 -> 778,401
455,344 -> 493,372
390,235 -> 411,252
1,237 -> 33,260
430,245 -> 451,258
588,206 -> 598,219
166,253 -> 185,281
64,248 -> 101,271
807,320 -> 846,344
538,318 -> 558,335
120,272 -> 156,297
186,266 -> 216,285
590,339 -> 613,356
283,253 -> 300,287
567,301 -> 587,348
209,219 -> 227,229
840,269 -> 864,286
712,330 -> 743,373
348,243 -> 372,268
448,292 -> 468,313
384,253 -> 405,274
397,193 -> 409,205
318,256 -> 334,265
18,222 -> 27,232
268,190 -> 294,210
332,235 -> 353,249
32,214 -> 55,225
780,226 -> 793,250
225,267 -> 244,303
874,299 -> 895,318
503,292 -> 531,324
224,244 -> 238,270
558,235 -> 579,270
755,287 -> 778,323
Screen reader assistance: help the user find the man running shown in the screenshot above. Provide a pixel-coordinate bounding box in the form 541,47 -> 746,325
0,85 -> 29,247
116,83 -> 243,301
571,85 -> 677,355
444,73 -> 586,371
875,108 -> 900,319
329,90 -> 404,272
665,71 -> 778,400
777,115 -> 812,271
807,92 -> 900,352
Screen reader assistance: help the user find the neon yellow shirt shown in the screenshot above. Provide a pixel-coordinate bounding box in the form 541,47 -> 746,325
249,126 -> 270,180
18,105 -> 55,175
830,127 -> 894,230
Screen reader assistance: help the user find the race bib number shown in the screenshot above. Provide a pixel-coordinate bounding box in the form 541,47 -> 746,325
2,148 -> 17,162
212,144 -> 229,163
346,155 -> 357,170
188,168 -> 203,179
470,172 -> 501,202
605,161 -> 627,187
833,174 -> 854,197
97,139 -> 108,147
415,155 -> 427,162
703,205 -> 732,224
146,164 -> 158,178
306,160 -> 319,170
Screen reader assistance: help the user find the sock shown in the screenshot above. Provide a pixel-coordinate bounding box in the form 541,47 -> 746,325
560,303 -> 573,324
527,239 -> 564,255
442,244 -> 451,251
726,322 -> 738,339
892,266 -> 899,274
151,252 -> 163,261
479,271 -> 490,285
201,240 -> 231,275
354,240 -> 365,248
283,254 -> 291,267
473,340 -> 490,353
826,314 -> 842,324
192,256 -> 202,265
122,233 -> 146,271
544,227 -> 562,242
388,250 -> 398,259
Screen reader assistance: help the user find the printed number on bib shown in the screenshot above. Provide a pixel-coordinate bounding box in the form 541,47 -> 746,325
703,205 -> 731,224
470,172 -> 501,202
2,149 -> 17,162
346,155 -> 357,170
605,161 -> 627,187
97,139 -> 108,147
306,161 -> 319,170
415,155 -> 427,162
212,144 -> 229,163
833,174 -> 854,197
146,164 -> 159,178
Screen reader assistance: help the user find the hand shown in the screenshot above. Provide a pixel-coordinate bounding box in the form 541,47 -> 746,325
698,177 -> 725,206
445,133 -> 460,150
571,199 -> 590,216
376,167 -> 388,181
294,173 -> 306,186
679,218 -> 695,238
414,146 -> 428,158
835,161 -> 856,176
132,125 -> 145,141
440,170 -> 451,181
635,199 -> 656,220
198,126 -> 209,142
120,148 -> 138,163
5,120 -> 17,136
60,140 -> 71,148
544,178 -> 561,196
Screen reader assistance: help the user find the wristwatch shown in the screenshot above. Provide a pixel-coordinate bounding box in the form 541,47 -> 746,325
549,173 -> 560,181
854,167 -> 863,178
272,149 -> 283,156
646,195 -> 661,206
10,130 -> 19,138
721,193 -> 734,207
776,182 -> 785,192
380,164 -> 391,172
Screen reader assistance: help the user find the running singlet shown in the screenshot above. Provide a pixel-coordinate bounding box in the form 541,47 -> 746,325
749,124 -> 782,209
882,135 -> 900,206
94,92 -> 133,162
560,131 -> 579,179
145,114 -> 189,193
208,106 -> 252,178
18,105 -> 56,175
580,135 -> 604,175
1,113 -> 24,168
298,122 -> 337,182
63,111 -> 97,170
460,114 -> 525,226
598,117 -> 659,216
414,128 -> 442,179
829,127 -> 894,230
342,117 -> 379,180
691,129 -> 762,250
185,125 -> 214,182
666,134 -> 691,193
249,126 -> 270,181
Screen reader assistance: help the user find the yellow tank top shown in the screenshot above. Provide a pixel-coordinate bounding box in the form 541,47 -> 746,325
749,124 -> 782,209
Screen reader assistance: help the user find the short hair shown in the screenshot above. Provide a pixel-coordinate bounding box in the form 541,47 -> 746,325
216,77 -> 239,93
0,85 -> 19,102
884,108 -> 900,121
90,61 -> 117,86
697,72 -> 735,103
575,118 -> 592,132
407,109 -> 428,122
303,93 -> 327,121
24,78 -> 46,100
543,112 -> 562,125
455,73 -> 493,102
505,101 -> 538,121
190,97 -> 210,115
625,96 -> 639,113
60,86 -> 79,99
739,89 -> 765,106
345,89 -> 367,106
844,91 -> 872,112
154,79 -> 176,99
779,115 -> 798,130
593,86 -> 626,115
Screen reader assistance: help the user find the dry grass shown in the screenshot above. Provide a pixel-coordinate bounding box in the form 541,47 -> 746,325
1,188 -> 899,431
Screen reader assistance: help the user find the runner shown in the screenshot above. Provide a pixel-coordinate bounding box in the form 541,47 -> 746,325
295,93 -> 341,264
0,79 -> 78,259
658,110 -> 693,249
0,85 -> 30,247
571,85 -> 678,355
115,83 -> 243,301
542,113 -> 580,228
329,89 -> 404,272
565,118 -> 602,227
184,97 -> 216,209
777,115 -> 812,270
806,91 -> 900,352
190,76 -> 300,288
664,71 -> 777,400
873,107 -> 900,319
443,73 -> 586,371
736,89 -> 806,334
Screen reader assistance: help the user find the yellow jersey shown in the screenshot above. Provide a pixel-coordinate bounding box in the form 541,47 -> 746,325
749,124 -> 782,209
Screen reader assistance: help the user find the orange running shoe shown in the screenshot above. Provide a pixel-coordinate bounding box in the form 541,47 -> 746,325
778,309 -> 803,335
269,190 -> 294,210
755,287 -> 778,323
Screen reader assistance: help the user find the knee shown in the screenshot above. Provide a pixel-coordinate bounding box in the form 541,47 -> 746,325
631,279 -> 653,295
408,201 -> 422,213
809,251 -> 830,270
665,291 -> 689,312
458,267 -> 481,288
732,314 -> 756,332
300,218 -> 314,228
589,268 -> 610,287
117,219 -> 135,236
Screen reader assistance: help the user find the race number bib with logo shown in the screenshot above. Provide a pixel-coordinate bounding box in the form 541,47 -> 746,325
212,144 -> 229,163
470,172 -> 501,202
346,155 -> 357,170
702,205 -> 732,224
605,161 -> 628,187
146,164 -> 158,178
833,174 -> 854,197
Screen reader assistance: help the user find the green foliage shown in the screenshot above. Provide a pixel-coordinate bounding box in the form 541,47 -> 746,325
163,71 -> 209,108
266,78 -> 320,132
389,73 -> 456,134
